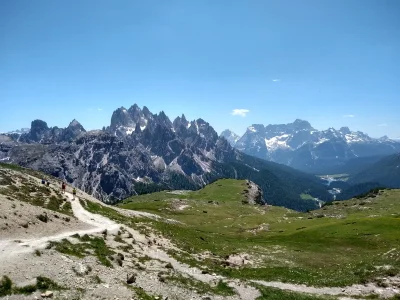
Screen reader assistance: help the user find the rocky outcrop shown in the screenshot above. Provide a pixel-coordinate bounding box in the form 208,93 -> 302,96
12,119 -> 86,144
244,180 -> 265,205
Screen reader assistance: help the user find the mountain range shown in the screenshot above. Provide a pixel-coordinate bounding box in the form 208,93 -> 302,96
222,120 -> 400,174
0,104 -> 331,211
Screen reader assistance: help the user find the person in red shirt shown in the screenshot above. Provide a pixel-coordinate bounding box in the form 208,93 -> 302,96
61,181 -> 66,194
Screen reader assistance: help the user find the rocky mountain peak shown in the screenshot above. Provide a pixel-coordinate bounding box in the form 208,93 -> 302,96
129,103 -> 140,111
292,119 -> 312,130
155,111 -> 172,128
220,129 -> 240,147
340,127 -> 351,134
128,104 -> 142,119
142,106 -> 152,117
30,120 -> 49,142
247,124 -> 265,133
173,115 -> 189,130
110,107 -> 131,129
68,119 -> 84,129
379,135 -> 390,141
62,119 -> 86,141
109,105 -> 151,137
31,119 -> 49,131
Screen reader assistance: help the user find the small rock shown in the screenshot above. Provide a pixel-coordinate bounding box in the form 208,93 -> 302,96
73,263 -> 90,276
41,291 -> 53,298
165,262 -> 174,269
127,273 -> 137,284
201,297 -> 212,300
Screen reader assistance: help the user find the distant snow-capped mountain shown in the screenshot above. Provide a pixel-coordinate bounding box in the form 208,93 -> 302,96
220,129 -> 240,147
221,119 -> 400,174
1,128 -> 30,135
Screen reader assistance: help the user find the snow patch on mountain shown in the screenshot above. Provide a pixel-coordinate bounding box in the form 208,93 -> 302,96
264,135 -> 291,151
345,133 -> 365,143
248,126 -> 257,132
125,127 -> 135,135
316,138 -> 329,144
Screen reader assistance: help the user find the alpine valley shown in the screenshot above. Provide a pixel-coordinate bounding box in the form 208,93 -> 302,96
0,104 -> 332,211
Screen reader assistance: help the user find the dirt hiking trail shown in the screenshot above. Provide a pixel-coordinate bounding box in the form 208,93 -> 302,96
0,193 -> 120,261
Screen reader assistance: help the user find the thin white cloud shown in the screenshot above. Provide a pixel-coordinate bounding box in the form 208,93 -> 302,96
377,123 -> 388,127
231,109 -> 250,117
342,114 -> 355,118
272,79 -> 280,82
98,108 -> 103,111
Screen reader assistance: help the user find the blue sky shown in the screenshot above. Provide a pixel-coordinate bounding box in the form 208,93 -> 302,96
1,0 -> 399,138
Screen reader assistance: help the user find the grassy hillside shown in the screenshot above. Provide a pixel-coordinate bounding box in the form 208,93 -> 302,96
117,179 -> 400,287
0,162 -> 73,215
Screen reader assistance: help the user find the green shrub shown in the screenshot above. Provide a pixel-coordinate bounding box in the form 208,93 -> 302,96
0,276 -> 12,296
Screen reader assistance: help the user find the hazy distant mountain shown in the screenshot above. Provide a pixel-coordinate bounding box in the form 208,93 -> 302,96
220,129 -> 241,147
221,119 -> 400,174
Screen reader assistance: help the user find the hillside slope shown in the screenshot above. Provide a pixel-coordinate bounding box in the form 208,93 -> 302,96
0,164 -> 260,300
349,153 -> 400,188
119,180 -> 400,294
1,164 -> 400,299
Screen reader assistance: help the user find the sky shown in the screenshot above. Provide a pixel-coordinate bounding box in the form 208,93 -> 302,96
1,0 -> 399,138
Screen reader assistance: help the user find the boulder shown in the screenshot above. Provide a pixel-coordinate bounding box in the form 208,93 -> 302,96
126,273 -> 137,284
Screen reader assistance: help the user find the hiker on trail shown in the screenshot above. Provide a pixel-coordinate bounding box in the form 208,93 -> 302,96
61,181 -> 66,194
41,178 -> 45,185
72,187 -> 77,200
46,180 -> 50,187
